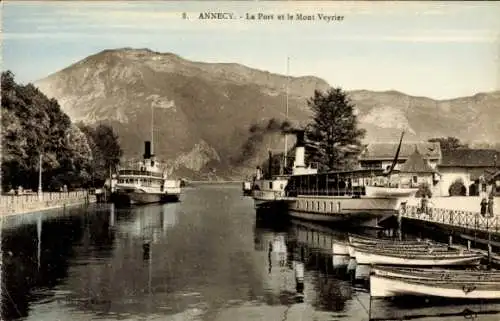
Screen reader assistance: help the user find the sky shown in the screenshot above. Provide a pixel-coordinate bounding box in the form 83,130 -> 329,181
2,1 -> 500,99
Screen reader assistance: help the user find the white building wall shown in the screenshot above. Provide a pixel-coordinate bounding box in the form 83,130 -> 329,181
364,159 -> 439,171
438,167 -> 472,197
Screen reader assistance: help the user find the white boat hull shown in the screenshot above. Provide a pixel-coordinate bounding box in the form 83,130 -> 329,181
370,274 -> 500,299
372,266 -> 500,281
365,185 -> 418,198
354,248 -> 482,266
114,188 -> 179,205
287,196 -> 401,222
348,245 -> 355,257
332,241 -> 350,255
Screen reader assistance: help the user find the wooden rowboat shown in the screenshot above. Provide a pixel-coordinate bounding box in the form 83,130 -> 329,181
349,241 -> 449,251
348,234 -> 432,246
370,274 -> 500,299
351,243 -> 460,255
347,243 -> 450,258
371,266 -> 500,282
354,246 -> 483,266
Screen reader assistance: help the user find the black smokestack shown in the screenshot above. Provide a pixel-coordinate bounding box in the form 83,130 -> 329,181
295,130 -> 305,147
143,141 -> 152,159
268,150 -> 273,178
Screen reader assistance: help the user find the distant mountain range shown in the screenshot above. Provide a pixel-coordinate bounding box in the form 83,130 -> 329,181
34,48 -> 500,179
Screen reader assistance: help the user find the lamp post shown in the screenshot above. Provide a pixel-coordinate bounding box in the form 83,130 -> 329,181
38,152 -> 42,200
284,56 -> 290,170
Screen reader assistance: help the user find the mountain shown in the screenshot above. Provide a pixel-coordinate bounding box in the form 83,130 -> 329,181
34,48 -> 500,179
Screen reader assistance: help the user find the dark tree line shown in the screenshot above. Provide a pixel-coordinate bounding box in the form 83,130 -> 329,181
77,122 -> 123,188
428,136 -> 468,150
1,71 -> 122,192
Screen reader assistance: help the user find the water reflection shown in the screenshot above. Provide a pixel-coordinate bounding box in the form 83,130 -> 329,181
2,186 -> 500,321
253,217 -> 358,314
63,203 -> 180,317
369,297 -> 500,321
2,208 -> 90,320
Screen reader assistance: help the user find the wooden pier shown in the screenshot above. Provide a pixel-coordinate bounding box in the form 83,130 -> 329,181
400,201 -> 500,236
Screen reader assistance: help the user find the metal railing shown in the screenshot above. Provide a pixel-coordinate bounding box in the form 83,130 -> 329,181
400,203 -> 500,235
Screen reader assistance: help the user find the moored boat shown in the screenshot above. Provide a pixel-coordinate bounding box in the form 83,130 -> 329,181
372,265 -> 500,281
113,141 -> 181,206
350,243 -> 450,255
348,234 -> 433,246
354,246 -> 483,266
370,273 -> 500,299
283,130 -> 420,224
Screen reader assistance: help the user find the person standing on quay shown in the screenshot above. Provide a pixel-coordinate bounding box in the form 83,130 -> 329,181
487,194 -> 494,218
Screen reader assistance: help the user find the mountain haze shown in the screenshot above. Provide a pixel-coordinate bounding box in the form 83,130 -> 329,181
34,48 -> 500,179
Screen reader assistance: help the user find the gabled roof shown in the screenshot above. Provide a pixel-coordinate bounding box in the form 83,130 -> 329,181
398,147 -> 436,173
359,142 -> 441,161
440,149 -> 500,167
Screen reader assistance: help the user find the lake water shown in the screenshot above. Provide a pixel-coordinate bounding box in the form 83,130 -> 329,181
1,184 -> 499,321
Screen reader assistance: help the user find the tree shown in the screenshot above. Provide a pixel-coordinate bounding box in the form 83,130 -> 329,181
1,71 -> 95,191
77,122 -> 123,186
416,182 -> 432,198
449,178 -> 467,196
305,87 -> 366,172
428,137 -> 468,151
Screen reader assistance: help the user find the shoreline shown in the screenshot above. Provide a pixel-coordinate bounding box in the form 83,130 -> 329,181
0,192 -> 97,217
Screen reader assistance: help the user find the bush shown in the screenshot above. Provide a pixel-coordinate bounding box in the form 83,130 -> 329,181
416,182 -> 432,198
449,178 -> 466,196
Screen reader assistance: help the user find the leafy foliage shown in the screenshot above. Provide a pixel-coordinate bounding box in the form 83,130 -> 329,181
305,88 -> 366,172
415,182 -> 433,198
449,178 -> 467,196
428,137 -> 468,150
1,71 -> 122,191
77,123 -> 123,186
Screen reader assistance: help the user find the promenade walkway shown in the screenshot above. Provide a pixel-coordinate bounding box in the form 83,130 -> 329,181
400,196 -> 500,236
0,191 -> 96,216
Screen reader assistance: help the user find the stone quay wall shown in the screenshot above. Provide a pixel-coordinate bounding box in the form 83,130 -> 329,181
0,191 -> 96,216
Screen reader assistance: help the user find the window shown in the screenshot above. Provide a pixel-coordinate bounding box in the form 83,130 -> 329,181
413,176 -> 418,183
269,182 -> 273,189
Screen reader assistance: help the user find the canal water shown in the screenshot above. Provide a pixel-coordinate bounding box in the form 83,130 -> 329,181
1,184 -> 499,321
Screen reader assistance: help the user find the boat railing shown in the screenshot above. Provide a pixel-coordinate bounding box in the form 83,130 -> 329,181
288,187 -> 365,197
118,169 -> 163,178
401,203 -> 500,235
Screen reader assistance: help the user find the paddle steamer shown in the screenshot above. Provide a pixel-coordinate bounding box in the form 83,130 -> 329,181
113,141 -> 181,205
281,130 -> 418,223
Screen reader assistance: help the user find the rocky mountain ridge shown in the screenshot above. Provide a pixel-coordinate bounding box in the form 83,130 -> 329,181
34,48 -> 500,179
